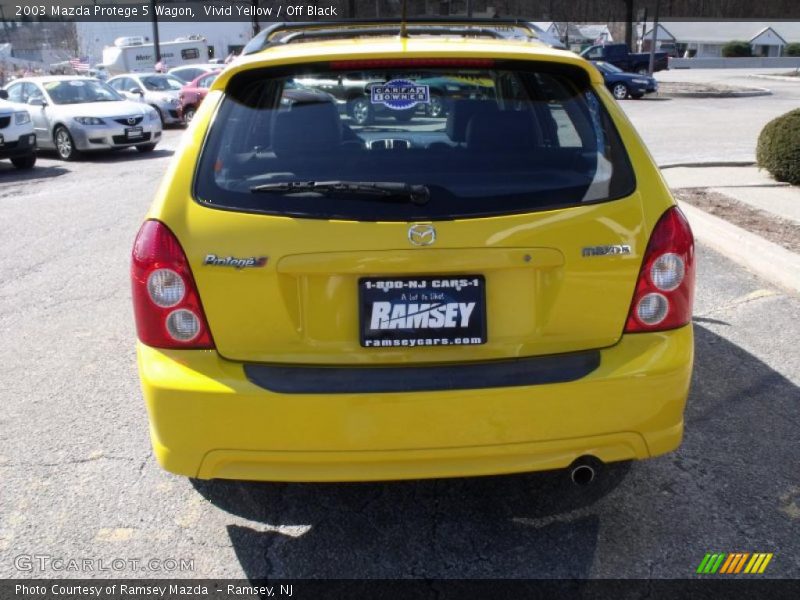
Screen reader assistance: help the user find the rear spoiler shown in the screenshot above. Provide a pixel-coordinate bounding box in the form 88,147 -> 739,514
241,19 -> 541,55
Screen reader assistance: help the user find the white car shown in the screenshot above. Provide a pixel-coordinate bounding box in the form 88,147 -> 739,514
3,76 -> 162,161
107,73 -> 184,126
0,95 -> 37,169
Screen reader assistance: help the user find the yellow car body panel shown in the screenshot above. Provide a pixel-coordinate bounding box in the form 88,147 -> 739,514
137,35 -> 692,481
138,325 -> 692,481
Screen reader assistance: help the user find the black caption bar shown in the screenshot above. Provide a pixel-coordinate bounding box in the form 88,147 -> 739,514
4,0 -> 800,22
4,579 -> 800,600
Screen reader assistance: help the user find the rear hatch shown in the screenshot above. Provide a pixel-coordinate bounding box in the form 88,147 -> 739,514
182,57 -> 644,364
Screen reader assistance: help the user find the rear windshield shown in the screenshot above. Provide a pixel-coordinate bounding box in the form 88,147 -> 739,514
194,60 -> 635,221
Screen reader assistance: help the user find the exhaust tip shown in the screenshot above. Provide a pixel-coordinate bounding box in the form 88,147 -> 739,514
570,464 -> 596,486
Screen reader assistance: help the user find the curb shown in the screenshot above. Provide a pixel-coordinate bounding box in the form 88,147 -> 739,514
660,161 -> 756,169
677,200 -> 800,296
748,74 -> 800,83
659,88 -> 771,98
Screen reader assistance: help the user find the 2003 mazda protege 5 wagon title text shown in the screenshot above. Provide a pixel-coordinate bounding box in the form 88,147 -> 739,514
132,20 -> 695,482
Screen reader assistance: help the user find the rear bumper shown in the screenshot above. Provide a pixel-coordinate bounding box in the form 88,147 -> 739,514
137,325 -> 693,482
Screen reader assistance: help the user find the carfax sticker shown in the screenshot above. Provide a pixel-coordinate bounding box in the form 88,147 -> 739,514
370,79 -> 430,110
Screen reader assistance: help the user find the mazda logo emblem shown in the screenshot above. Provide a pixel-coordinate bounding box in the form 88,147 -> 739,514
127,117 -> 136,125
408,224 -> 436,246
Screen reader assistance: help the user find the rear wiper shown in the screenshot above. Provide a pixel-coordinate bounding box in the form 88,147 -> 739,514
250,180 -> 430,205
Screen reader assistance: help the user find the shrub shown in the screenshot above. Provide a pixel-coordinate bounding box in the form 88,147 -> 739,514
784,43 -> 800,57
757,109 -> 800,185
721,41 -> 752,57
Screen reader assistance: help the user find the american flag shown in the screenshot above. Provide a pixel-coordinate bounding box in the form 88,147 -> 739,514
69,57 -> 91,73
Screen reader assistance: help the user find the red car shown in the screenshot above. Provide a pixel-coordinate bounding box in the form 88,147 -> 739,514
178,70 -> 221,124
179,72 -> 333,124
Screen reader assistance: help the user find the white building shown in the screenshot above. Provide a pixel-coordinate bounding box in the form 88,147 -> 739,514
643,22 -> 800,58
76,21 -> 254,66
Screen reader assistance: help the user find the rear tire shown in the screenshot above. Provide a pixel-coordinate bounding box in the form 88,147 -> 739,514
136,143 -> 157,153
11,154 -> 36,169
425,94 -> 446,118
612,83 -> 629,100
348,96 -> 373,126
183,107 -> 196,124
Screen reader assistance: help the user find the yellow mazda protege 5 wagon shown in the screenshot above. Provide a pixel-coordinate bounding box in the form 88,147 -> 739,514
132,21 -> 695,483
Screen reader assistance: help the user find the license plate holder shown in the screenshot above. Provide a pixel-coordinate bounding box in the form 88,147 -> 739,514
359,275 -> 487,348
125,127 -> 143,139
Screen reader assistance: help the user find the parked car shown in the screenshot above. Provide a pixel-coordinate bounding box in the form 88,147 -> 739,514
168,64 -> 219,84
415,75 -> 494,118
177,70 -> 221,124
132,22 -> 694,484
295,72 -> 420,125
3,76 -> 161,160
178,73 -> 330,124
581,43 -> 669,74
107,73 -> 184,126
594,61 -> 658,100
0,94 -> 37,169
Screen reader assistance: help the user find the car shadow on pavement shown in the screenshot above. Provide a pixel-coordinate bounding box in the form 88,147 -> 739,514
191,324 -> 800,579
198,468 -> 621,579
36,148 -> 174,163
0,163 -> 69,184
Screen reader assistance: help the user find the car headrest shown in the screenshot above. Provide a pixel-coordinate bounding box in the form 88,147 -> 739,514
445,100 -> 498,143
466,110 -> 539,151
273,101 -> 341,158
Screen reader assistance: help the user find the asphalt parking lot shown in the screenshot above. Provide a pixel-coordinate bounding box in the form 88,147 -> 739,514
622,68 -> 800,165
0,104 -> 798,579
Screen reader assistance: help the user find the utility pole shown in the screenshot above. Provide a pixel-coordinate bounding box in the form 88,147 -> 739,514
150,0 -> 161,63
640,9 -> 648,53
648,0 -> 660,75
624,0 -> 634,49
252,0 -> 260,36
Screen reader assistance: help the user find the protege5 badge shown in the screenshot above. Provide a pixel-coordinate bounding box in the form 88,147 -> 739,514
203,254 -> 267,269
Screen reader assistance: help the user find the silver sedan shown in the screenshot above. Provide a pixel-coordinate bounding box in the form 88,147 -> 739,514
107,73 -> 184,126
3,76 -> 162,160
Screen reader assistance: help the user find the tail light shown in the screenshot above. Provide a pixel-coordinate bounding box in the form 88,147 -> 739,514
131,220 -> 214,349
625,206 -> 695,333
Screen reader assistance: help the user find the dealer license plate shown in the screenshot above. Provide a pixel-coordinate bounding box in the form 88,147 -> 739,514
359,276 -> 486,348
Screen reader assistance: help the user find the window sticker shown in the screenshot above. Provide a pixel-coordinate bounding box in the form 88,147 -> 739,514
370,79 -> 430,110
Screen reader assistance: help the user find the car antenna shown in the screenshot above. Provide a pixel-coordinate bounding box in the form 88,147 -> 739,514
399,0 -> 409,38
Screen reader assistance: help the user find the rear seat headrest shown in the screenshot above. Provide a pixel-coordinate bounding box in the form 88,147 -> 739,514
446,100 -> 498,143
273,101 -> 342,158
466,110 -> 539,151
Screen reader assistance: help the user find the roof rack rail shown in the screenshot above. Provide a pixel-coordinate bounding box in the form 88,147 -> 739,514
241,18 -> 538,56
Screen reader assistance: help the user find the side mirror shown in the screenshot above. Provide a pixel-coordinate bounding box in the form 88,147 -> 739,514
28,97 -> 46,107
129,87 -> 144,95
0,89 -> 8,100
